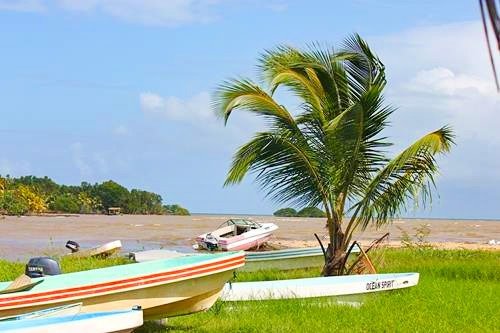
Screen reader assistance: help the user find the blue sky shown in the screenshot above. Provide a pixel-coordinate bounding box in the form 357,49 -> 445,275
0,0 -> 499,218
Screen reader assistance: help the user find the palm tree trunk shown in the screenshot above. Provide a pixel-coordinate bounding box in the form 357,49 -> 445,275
322,216 -> 346,276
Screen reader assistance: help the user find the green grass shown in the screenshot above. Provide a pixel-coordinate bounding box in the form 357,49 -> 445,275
0,249 -> 498,332
139,248 -> 499,333
0,256 -> 131,282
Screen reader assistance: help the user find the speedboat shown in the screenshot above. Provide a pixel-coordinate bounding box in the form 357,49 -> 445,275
195,219 -> 278,251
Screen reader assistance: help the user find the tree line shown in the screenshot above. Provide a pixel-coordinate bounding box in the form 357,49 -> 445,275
0,175 -> 189,216
273,207 -> 326,218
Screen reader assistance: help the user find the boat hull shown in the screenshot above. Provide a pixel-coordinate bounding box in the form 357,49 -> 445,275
196,221 -> 278,252
0,253 -> 244,320
67,240 -> 122,258
0,308 -> 143,333
221,272 -> 419,301
243,246 -> 360,272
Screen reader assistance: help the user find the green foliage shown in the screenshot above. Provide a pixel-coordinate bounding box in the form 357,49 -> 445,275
397,223 -> 432,249
214,34 -> 454,273
273,208 -> 297,217
0,175 -> 187,216
273,207 -> 326,217
164,204 -> 190,216
0,256 -> 132,282
126,189 -> 165,214
50,193 -> 81,214
297,207 -> 326,218
0,190 -> 29,216
95,180 -> 129,211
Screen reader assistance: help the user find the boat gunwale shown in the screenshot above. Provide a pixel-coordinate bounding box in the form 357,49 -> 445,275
0,253 -> 244,309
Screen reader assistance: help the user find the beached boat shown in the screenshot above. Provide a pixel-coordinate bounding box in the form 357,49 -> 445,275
220,272 -> 419,301
243,246 -> 360,272
0,303 -> 82,321
195,219 -> 278,251
0,306 -> 143,333
131,246 -> 360,272
66,240 -> 122,258
0,252 -> 245,320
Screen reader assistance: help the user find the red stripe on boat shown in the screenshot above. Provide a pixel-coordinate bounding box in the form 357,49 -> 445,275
0,255 -> 244,307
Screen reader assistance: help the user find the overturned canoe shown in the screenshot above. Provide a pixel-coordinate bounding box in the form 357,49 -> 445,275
221,272 -> 419,301
0,252 -> 245,320
0,306 -> 143,333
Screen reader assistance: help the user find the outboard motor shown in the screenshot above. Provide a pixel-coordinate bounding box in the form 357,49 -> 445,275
204,234 -> 219,251
25,257 -> 61,278
65,240 -> 80,253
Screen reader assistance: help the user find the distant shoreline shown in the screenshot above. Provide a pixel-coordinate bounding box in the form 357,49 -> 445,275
3,213 -> 499,222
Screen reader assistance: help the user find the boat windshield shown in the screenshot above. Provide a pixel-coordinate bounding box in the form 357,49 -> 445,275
218,219 -> 261,229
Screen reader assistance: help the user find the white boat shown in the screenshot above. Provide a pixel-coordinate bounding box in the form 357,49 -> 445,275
243,246 -> 360,272
0,303 -> 82,321
67,240 -> 122,258
195,219 -> 278,251
131,246 -> 360,272
221,272 -> 419,301
0,306 -> 143,333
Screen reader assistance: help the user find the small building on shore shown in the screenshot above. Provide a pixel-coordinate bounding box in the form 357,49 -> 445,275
107,207 -> 121,215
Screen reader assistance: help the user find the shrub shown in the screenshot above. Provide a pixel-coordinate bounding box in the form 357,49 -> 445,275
273,208 -> 298,217
297,207 -> 326,218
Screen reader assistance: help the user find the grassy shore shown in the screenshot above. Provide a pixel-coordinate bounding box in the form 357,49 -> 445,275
140,248 -> 499,332
0,249 -> 498,332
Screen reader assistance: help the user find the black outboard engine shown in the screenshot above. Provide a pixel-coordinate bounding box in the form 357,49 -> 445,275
65,240 -> 80,253
25,257 -> 61,278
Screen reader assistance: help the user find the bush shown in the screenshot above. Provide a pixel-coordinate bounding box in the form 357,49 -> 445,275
0,191 -> 29,216
297,206 -> 326,218
273,208 -> 298,217
164,204 -> 190,216
50,193 -> 80,214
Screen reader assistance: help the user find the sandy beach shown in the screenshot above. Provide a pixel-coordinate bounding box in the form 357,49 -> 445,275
0,214 -> 499,261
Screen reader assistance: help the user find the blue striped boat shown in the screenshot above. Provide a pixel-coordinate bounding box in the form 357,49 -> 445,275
0,307 -> 143,333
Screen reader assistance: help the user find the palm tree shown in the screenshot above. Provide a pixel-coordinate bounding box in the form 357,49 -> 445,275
213,34 -> 454,276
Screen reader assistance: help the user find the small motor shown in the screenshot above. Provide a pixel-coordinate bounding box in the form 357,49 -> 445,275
204,234 -> 219,251
25,257 -> 61,278
65,240 -> 80,253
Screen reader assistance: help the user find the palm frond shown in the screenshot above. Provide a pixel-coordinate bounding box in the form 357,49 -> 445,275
347,126 -> 454,235
213,78 -> 295,127
224,130 -> 326,208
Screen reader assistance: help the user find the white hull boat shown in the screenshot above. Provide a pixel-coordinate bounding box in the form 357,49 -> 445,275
0,306 -> 143,333
0,303 -> 82,321
243,246 -> 360,272
196,219 -> 278,251
131,246 -> 360,272
66,240 -> 122,258
221,272 -> 419,301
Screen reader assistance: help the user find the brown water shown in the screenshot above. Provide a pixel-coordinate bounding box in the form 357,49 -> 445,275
0,214 -> 499,261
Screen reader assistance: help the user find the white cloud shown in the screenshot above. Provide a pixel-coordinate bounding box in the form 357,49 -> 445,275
372,21 -> 500,183
2,0 -> 288,26
56,0 -> 221,26
140,91 -> 215,123
408,67 -> 497,97
0,0 -> 45,12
